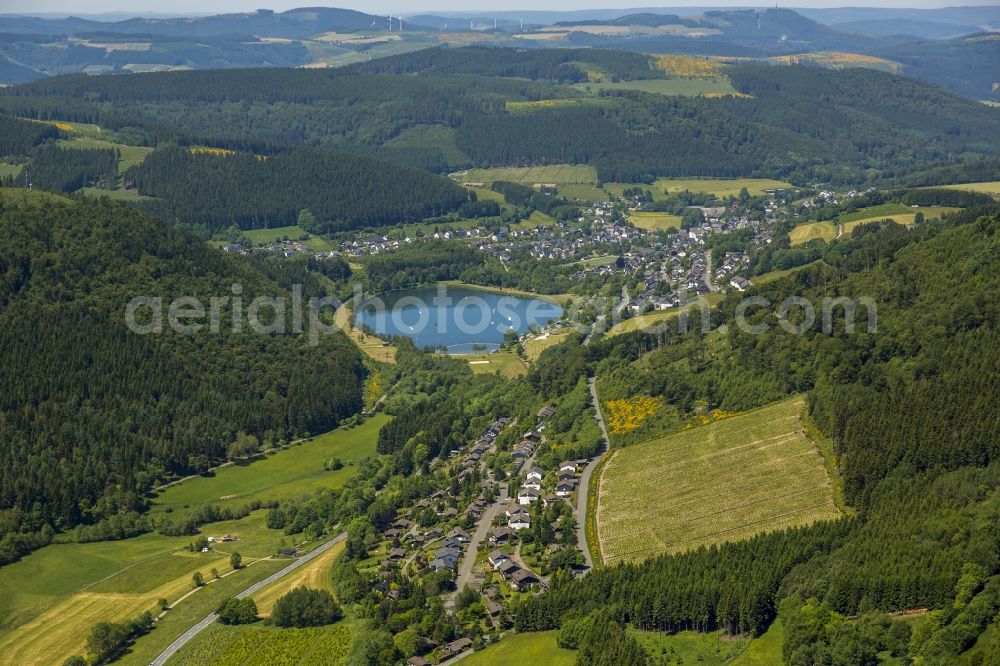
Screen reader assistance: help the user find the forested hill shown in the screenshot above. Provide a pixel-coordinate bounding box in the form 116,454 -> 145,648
126,146 -> 475,233
349,46 -> 664,82
0,194 -> 365,562
4,60 -> 998,186
518,212 -> 1000,661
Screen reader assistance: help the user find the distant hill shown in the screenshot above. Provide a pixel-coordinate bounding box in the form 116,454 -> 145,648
833,18 -> 983,40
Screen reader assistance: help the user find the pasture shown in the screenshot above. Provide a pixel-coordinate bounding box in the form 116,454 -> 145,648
629,211 -> 683,230
170,624 -> 352,666
252,540 -> 345,616
153,414 -> 390,516
596,396 -> 841,563
523,329 -> 575,361
0,529 -> 267,665
78,186 -> 153,201
56,136 -> 153,174
654,178 -> 792,198
462,631 -> 575,666
605,295 -> 723,338
464,351 -> 529,377
0,162 -> 21,178
634,628 -> 751,665
940,181 -> 1000,196
572,78 -> 739,97
457,164 -> 598,186
572,253 -> 619,268
558,182 -> 609,200
731,619 -> 784,666
240,225 -> 334,252
841,206 -> 958,233
789,221 -> 838,246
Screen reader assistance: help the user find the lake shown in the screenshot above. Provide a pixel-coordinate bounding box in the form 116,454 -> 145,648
356,285 -> 564,354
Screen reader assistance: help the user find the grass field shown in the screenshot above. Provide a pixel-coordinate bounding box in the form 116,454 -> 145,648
0,530 -> 247,665
334,303 -> 397,363
630,211 -> 683,230
597,396 -> 841,563
464,351 -> 529,377
841,206 -> 958,234
119,559 -> 287,666
523,329 -> 575,361
170,623 -> 352,666
572,254 -> 619,268
731,619 -> 784,666
558,182 -> 610,200
153,415 -> 390,517
384,123 -> 470,169
462,631 -> 576,666
605,295 -> 723,338
457,164 -> 597,186
0,186 -> 74,206
633,628 -> 751,665
572,77 -> 739,97
252,541 -> 345,616
654,178 -> 792,198
0,162 -> 21,178
515,209 -> 558,228
940,181 -> 1000,196
836,203 -> 913,223
56,136 -> 153,174
789,221 -> 838,246
240,225 -> 334,252
751,261 -> 823,287
77,186 -> 153,201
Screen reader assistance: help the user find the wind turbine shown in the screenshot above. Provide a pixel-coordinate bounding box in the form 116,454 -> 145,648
398,16 -> 405,32
387,14 -> 393,31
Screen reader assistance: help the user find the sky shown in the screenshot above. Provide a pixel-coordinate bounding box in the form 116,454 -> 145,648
3,1 -> 997,17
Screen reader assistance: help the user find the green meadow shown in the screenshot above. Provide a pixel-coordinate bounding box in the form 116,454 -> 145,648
239,225 -> 334,251
462,631 -> 576,666
56,136 -> 153,174
572,77 -> 739,97
153,414 -> 390,516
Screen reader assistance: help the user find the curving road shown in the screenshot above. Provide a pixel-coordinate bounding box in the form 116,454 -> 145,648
575,378 -> 610,570
149,532 -> 346,665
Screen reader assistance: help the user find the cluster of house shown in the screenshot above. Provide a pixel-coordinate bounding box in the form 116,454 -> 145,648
456,417 -> 509,481
379,418 -> 511,574
515,462 -> 580,506
486,549 -> 540,591
221,240 -> 337,260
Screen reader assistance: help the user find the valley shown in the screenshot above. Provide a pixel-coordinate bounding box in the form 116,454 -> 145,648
0,13 -> 999,666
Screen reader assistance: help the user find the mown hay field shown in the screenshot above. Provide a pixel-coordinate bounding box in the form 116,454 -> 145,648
789,221 -> 838,246
458,164 -> 598,185
597,396 -> 841,564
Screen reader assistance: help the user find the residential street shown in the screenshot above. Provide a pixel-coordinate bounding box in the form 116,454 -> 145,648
447,482 -> 508,607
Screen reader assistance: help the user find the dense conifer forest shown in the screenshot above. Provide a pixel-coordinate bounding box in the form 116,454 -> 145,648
127,146 -> 475,233
0,196 -> 365,563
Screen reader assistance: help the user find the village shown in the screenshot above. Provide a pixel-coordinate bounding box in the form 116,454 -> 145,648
357,406 -> 593,662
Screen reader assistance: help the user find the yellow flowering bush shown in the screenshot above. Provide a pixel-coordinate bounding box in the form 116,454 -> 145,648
606,396 -> 663,434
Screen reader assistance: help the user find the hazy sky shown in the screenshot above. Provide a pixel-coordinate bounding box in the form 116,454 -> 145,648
3,1 -> 995,17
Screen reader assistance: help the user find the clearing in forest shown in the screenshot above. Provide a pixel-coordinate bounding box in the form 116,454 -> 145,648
597,395 -> 840,564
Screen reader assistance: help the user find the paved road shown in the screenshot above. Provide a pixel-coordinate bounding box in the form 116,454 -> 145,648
149,532 -> 347,665
449,482 -> 508,606
575,378 -> 610,570
704,249 -> 718,293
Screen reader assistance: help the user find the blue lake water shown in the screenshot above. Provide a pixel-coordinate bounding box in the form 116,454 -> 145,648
355,285 -> 564,354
